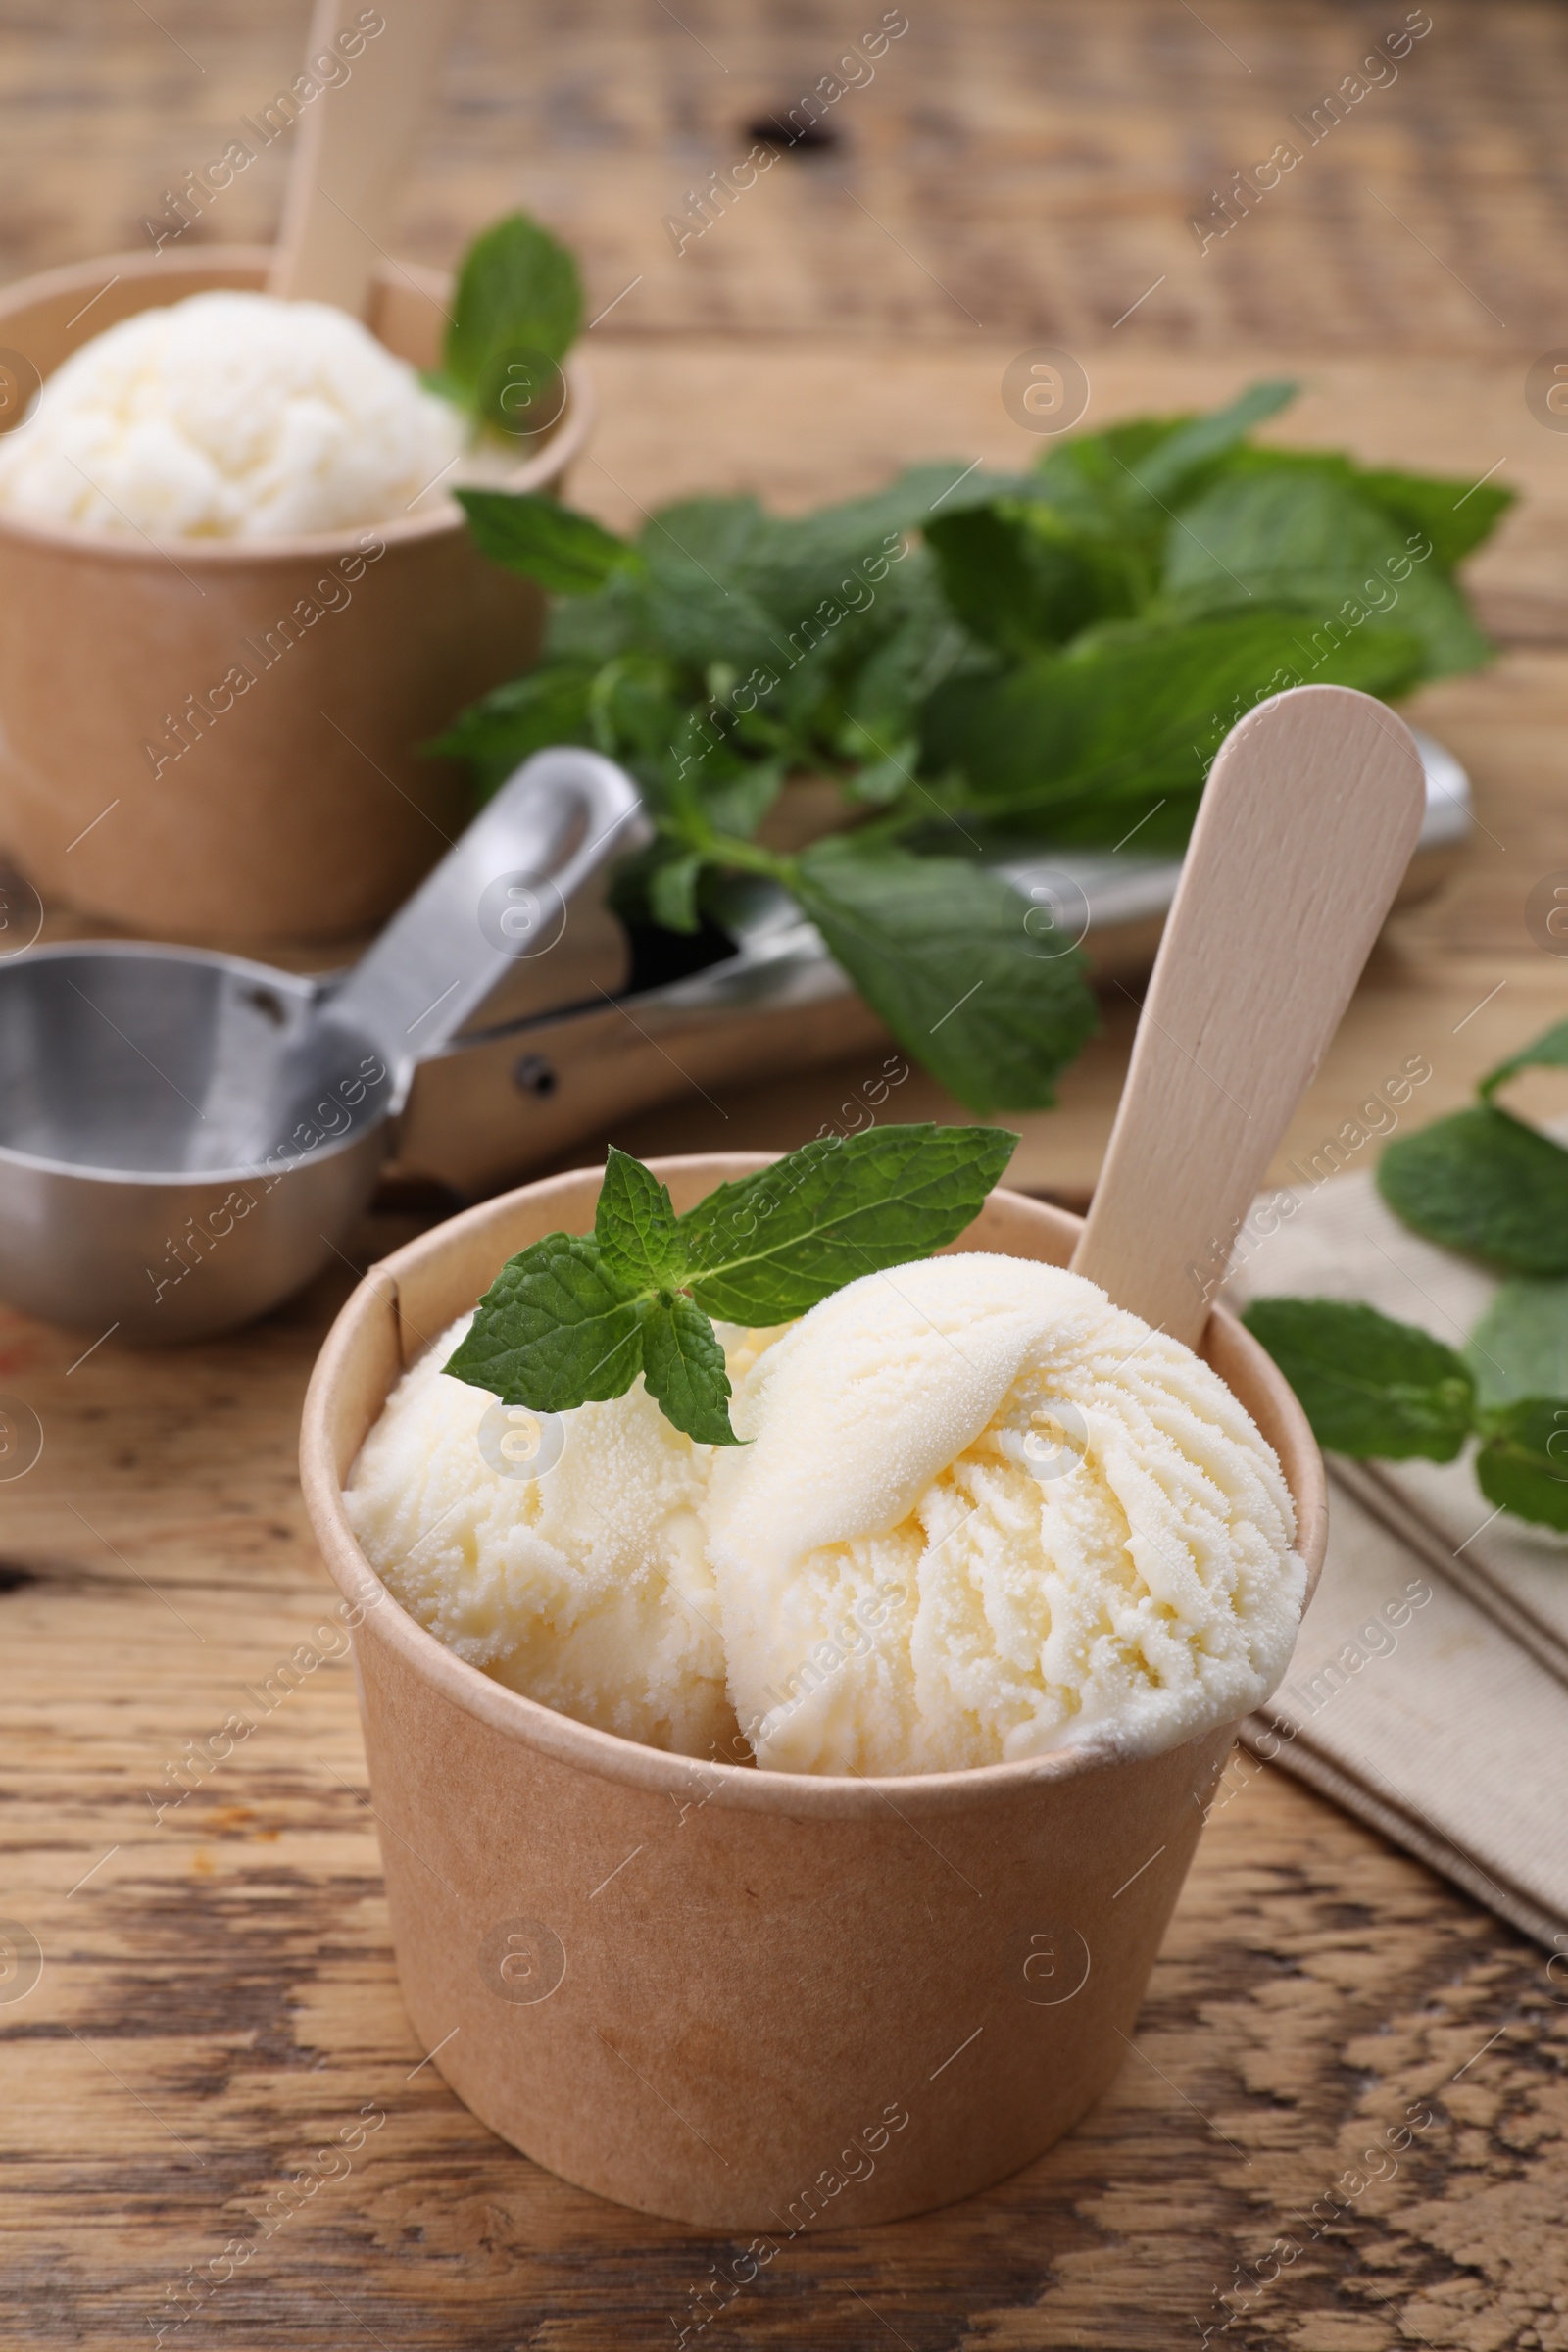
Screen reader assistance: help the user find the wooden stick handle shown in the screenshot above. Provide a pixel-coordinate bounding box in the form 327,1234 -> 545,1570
269,0 -> 464,316
1069,684 -> 1427,1347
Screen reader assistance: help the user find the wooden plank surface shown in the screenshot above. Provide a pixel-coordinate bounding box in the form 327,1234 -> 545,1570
4,5 -> 1568,2348
3,0 -> 1567,354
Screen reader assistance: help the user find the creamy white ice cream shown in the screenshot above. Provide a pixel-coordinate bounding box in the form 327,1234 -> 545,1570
0,291 -> 466,538
707,1254 -> 1303,1775
344,1316 -> 780,1759
346,1257 -> 1303,1777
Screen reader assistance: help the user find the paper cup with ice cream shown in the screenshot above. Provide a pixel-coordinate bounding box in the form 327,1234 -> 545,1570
0,235 -> 591,945
300,1143 -> 1325,2229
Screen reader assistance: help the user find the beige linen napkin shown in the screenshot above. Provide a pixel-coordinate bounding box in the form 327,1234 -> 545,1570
1220,1169 -> 1568,1950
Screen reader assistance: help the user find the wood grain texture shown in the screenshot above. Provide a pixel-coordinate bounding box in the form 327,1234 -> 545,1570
1,0 -> 1565,355
4,3 -> 1568,2344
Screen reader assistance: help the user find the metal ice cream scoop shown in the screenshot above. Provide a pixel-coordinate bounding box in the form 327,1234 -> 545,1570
0,747 -> 646,1344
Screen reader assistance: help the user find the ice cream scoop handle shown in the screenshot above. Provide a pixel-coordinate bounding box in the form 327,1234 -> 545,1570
1069,684 -> 1427,1348
324,747 -> 649,1101
270,0 -> 464,315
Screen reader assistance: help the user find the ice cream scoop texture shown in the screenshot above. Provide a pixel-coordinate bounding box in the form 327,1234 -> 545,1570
346,1255 -> 1304,1776
708,1253 -> 1302,1773
346,1313 -> 751,1757
0,291 -> 466,538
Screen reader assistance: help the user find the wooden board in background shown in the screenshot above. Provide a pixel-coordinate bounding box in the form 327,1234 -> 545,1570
2,0 -> 1566,356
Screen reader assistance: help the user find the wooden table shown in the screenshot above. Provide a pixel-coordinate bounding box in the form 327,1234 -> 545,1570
6,6 -> 1568,2346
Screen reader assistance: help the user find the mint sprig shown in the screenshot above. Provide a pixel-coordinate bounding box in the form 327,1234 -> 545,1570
444,1124 -> 1018,1443
436,382 -> 1510,1114
1240,1299 -> 1475,1463
1241,1022 -> 1568,1537
1244,1293 -> 1568,1535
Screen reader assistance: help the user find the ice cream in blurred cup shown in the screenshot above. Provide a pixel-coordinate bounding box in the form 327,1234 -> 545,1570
303,1145 -> 1323,2227
0,214 -> 590,944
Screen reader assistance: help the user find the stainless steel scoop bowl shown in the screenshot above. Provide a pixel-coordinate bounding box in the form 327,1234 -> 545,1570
0,747 -> 645,1343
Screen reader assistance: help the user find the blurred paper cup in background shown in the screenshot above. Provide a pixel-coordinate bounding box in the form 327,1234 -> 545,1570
0,245 -> 592,946
301,1157 -> 1327,2230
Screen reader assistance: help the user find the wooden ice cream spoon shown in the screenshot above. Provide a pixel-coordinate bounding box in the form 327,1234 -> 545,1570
1070,682 -> 1428,1348
270,0 -> 464,317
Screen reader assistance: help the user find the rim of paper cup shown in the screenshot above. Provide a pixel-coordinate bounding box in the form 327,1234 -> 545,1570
301,1158 -> 1329,1819
0,243 -> 594,564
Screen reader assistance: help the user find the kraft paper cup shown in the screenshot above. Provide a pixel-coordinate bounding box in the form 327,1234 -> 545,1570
301,1157 -> 1327,2230
0,245 -> 593,946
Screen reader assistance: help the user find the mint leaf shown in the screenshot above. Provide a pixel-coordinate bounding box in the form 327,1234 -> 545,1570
458,490 -> 639,596
647,849 -> 703,931
680,1122 -> 1017,1324
698,759 -> 785,843
426,664 -> 595,797
925,505 -> 1105,656
637,493 -> 773,577
1208,449 -> 1512,575
918,611 -> 1422,844
1162,465 -> 1492,678
447,1126 -> 1018,1441
1467,1279 -> 1568,1412
1351,464 -> 1513,570
1474,1398 -> 1568,1532
1478,1016 -> 1568,1103
736,461 -> 1009,622
444,1232 -> 646,1411
547,569 -> 648,667
640,1296 -> 738,1446
1241,1298 -> 1475,1461
445,213 -> 583,427
638,541 -> 787,676
790,843 -> 1098,1115
835,557 -> 985,751
1377,1107 -> 1568,1275
1023,415 -> 1209,544
1127,379 -> 1298,504
596,1147 -> 684,1289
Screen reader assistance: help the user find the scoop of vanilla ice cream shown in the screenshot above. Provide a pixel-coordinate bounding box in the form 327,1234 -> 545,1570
707,1253 -> 1303,1776
344,1317 -> 787,1759
0,291 -> 467,538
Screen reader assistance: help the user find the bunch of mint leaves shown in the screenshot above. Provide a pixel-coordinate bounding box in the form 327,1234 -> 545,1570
423,212 -> 583,442
444,1124 -> 1017,1444
1244,1020 -> 1568,1532
431,378 -> 1510,1115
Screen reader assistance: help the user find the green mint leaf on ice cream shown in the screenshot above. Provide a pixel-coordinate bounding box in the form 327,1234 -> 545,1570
443,1124 -> 1019,1443
594,1147 -> 685,1291
638,1295 -> 737,1447
678,1123 -> 1019,1323
446,1232 -> 648,1416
